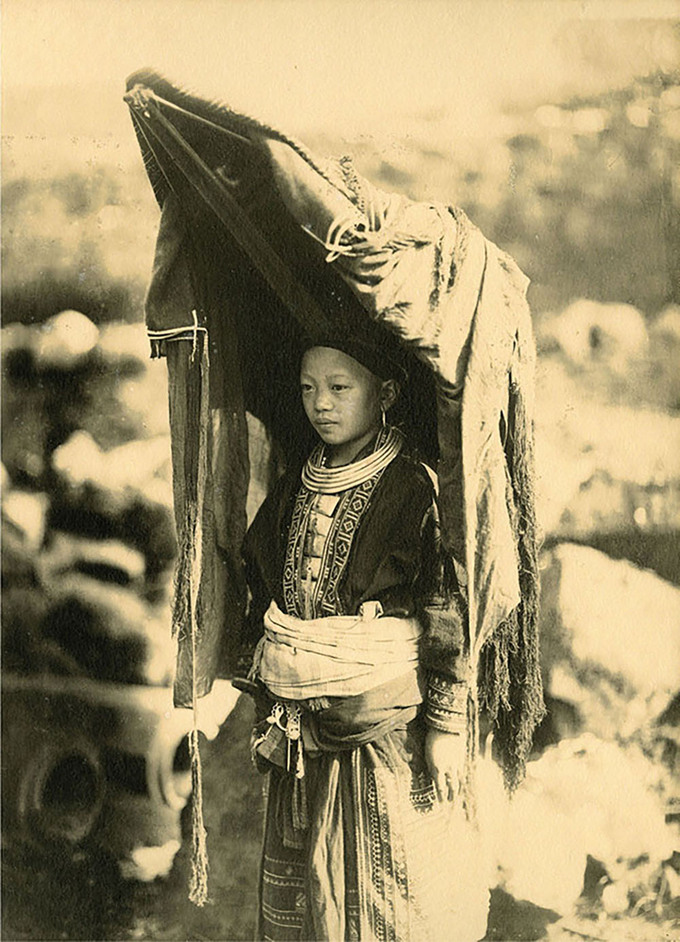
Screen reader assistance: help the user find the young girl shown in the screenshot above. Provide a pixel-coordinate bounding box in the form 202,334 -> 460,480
237,336 -> 489,942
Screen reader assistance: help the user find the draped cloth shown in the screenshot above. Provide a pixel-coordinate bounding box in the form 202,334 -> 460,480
124,69 -> 544,905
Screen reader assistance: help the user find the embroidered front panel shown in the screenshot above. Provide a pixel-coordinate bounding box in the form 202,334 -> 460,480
356,746 -> 412,942
316,470 -> 387,617
282,468 -> 388,619
282,487 -> 315,617
260,853 -> 306,941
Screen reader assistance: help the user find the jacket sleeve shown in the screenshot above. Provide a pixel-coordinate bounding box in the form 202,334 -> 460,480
417,496 -> 470,733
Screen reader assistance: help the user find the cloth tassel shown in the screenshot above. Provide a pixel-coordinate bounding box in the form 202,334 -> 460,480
188,727 -> 209,906
171,335 -> 212,905
461,681 -> 479,824
171,499 -> 196,638
188,336 -> 212,904
291,774 -> 308,833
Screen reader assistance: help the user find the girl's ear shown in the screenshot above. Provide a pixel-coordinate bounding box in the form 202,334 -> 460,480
380,379 -> 400,411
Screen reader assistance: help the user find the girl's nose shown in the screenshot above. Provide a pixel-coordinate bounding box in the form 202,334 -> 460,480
314,391 -> 333,411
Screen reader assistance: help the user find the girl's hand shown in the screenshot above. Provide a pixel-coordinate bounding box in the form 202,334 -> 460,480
425,728 -> 466,803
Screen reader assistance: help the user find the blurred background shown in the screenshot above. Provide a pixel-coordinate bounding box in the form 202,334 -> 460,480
2,1 -> 680,939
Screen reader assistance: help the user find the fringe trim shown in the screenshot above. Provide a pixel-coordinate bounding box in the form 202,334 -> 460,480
172,499 -> 195,639
478,361 -> 545,792
462,683 -> 479,823
171,335 -> 212,905
188,727 -> 209,905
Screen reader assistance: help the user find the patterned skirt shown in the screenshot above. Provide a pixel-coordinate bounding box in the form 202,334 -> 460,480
257,720 -> 489,942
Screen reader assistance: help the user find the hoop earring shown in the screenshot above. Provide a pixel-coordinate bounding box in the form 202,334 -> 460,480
381,407 -> 387,430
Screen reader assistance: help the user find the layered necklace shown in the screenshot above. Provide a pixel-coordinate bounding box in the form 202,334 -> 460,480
301,425 -> 404,494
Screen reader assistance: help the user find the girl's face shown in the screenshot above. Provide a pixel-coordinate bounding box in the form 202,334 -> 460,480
300,346 -> 387,464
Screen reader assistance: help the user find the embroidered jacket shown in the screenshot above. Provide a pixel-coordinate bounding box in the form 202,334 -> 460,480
240,449 -> 468,732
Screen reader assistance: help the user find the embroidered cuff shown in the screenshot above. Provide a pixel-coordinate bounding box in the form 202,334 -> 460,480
425,672 -> 468,734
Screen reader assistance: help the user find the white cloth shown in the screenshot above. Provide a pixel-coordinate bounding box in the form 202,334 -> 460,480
253,599 -> 422,700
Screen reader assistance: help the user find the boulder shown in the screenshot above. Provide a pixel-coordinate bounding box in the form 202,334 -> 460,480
85,321 -> 169,448
38,532 -> 146,588
42,575 -> 174,686
1,586 -> 83,676
1,490 -> 49,587
540,543 -> 680,738
2,490 -> 49,554
112,369 -> 170,438
492,736 -> 675,917
648,304 -> 680,411
79,360 -> 171,449
535,358 -> 680,573
547,298 -> 648,374
50,432 -> 175,571
34,310 -> 99,370
651,305 -> 680,345
51,431 -> 172,496
485,888 -> 559,942
3,318 -> 168,460
2,319 -> 102,481
1,322 -> 37,377
87,321 -> 168,448
1,380 -> 49,483
95,322 -> 149,375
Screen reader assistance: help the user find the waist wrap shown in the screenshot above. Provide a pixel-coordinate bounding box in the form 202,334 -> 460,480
253,599 -> 422,700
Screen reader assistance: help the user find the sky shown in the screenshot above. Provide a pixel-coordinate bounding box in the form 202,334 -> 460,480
2,0 -> 679,176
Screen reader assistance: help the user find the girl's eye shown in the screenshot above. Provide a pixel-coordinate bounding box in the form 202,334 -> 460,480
300,384 -> 313,393
331,384 -> 349,392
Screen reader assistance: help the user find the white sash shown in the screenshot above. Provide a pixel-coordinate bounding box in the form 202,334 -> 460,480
253,599 -> 422,700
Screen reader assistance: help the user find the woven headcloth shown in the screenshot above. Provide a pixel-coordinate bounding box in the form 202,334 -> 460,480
300,332 -> 409,386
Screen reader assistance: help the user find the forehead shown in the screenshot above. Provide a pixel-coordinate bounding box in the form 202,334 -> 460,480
301,346 -> 375,381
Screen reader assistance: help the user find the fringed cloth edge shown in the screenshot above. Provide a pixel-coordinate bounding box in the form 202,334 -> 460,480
477,358 -> 545,792
171,334 -> 211,906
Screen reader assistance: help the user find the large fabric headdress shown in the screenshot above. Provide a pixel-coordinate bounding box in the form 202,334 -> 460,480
125,69 -> 544,904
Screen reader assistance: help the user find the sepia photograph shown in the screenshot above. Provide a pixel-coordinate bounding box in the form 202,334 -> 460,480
2,1 -> 680,940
